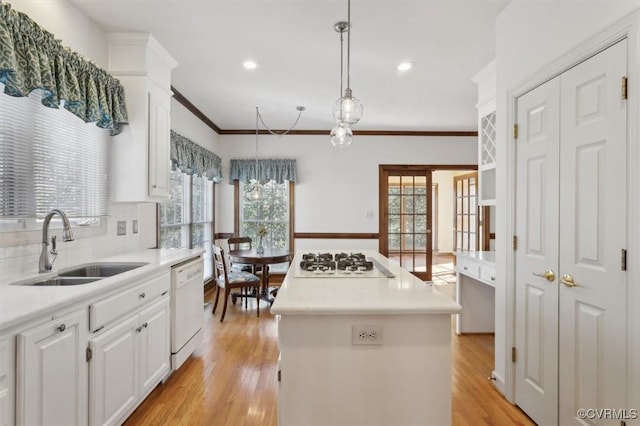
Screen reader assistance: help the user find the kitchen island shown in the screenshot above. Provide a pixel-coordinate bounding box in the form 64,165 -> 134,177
271,250 -> 461,426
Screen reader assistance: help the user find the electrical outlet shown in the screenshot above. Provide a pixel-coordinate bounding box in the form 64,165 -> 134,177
132,220 -> 138,234
352,325 -> 383,345
117,221 -> 126,236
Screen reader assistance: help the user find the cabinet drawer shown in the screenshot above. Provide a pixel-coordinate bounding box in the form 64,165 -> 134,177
138,273 -> 170,303
480,265 -> 496,286
90,273 -> 170,332
457,259 -> 479,278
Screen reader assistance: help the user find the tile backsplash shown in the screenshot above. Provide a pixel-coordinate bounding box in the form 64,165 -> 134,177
0,203 -> 156,279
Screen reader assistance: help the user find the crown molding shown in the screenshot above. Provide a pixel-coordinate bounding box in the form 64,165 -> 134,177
171,86 -> 478,138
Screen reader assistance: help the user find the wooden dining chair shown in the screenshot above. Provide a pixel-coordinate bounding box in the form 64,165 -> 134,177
227,236 -> 254,272
212,245 -> 261,322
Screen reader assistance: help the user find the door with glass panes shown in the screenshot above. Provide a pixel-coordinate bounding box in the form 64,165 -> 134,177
379,166 -> 432,281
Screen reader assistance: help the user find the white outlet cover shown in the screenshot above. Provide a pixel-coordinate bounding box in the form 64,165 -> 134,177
352,325 -> 383,345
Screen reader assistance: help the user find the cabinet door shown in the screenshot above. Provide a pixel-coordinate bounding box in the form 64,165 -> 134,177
17,310 -> 88,426
138,297 -> 170,397
147,83 -> 171,198
0,337 -> 7,426
89,316 -> 138,426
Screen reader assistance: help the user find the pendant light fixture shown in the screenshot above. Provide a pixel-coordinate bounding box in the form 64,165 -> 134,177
244,107 -> 264,201
330,0 -> 362,148
245,106 -> 305,201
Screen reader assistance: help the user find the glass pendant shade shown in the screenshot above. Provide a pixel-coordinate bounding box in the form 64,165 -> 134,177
244,180 -> 263,201
330,123 -> 353,147
333,92 -> 363,125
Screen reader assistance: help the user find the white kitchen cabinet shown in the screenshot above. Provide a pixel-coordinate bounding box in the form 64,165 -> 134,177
89,297 -> 170,426
0,337 -> 8,426
138,297 -> 170,397
16,309 -> 88,426
108,33 -> 177,202
455,251 -> 495,334
89,315 -> 138,426
472,60 -> 496,206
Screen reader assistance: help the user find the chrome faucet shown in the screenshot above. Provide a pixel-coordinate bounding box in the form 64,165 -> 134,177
39,209 -> 74,273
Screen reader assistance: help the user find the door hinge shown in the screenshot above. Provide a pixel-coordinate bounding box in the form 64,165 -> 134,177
513,235 -> 518,251
513,124 -> 519,139
621,249 -> 627,271
86,347 -> 92,362
512,347 -> 517,363
621,76 -> 628,100
277,370 -> 281,382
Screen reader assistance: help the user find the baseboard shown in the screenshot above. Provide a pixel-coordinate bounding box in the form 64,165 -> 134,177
490,370 -> 506,396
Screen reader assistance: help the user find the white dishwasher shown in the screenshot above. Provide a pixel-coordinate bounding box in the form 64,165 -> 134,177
171,256 -> 204,370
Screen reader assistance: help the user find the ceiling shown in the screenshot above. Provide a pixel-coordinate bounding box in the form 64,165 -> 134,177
69,0 -> 509,133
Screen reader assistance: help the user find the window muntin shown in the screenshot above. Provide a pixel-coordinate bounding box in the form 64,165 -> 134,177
238,180 -> 291,273
160,171 -> 214,279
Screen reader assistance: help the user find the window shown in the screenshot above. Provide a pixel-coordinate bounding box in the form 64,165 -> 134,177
236,180 -> 293,273
0,88 -> 109,231
160,171 -> 214,279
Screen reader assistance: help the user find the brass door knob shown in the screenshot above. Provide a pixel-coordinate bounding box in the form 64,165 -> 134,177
560,274 -> 577,287
532,269 -> 555,282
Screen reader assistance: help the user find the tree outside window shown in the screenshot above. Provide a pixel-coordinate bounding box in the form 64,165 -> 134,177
160,171 -> 214,279
238,180 -> 292,272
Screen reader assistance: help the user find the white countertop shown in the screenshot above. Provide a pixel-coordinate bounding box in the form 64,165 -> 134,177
0,248 -> 203,331
271,250 -> 461,315
455,250 -> 496,265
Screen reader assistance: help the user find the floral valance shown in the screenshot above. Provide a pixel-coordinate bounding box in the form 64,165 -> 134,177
229,159 -> 297,184
0,2 -> 128,135
171,130 -> 222,183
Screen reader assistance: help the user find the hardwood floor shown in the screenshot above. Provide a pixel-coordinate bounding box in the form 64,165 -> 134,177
124,291 -> 534,426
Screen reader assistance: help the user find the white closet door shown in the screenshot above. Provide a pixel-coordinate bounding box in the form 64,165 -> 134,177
558,39 -> 628,424
515,76 -> 561,426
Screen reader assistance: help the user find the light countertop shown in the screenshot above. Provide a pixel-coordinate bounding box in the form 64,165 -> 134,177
455,250 -> 496,265
0,248 -> 203,331
271,250 -> 461,315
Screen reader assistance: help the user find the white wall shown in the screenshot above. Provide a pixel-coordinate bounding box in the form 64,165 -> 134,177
216,134 -> 477,251
494,1 -> 640,409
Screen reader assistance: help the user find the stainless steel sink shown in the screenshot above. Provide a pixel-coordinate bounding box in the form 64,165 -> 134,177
59,262 -> 148,278
27,277 -> 103,286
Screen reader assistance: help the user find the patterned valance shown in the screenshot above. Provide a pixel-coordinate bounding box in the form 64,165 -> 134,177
170,130 -> 222,182
229,159 -> 297,184
0,2 -> 128,135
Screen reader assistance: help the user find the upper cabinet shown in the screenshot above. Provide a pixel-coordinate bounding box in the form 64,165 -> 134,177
472,60 -> 496,206
108,34 -> 178,202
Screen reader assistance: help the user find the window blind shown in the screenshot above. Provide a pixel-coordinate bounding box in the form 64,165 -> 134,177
0,88 -> 110,218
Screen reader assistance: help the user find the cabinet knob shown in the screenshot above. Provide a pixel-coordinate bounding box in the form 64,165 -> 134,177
57,324 -> 66,332
491,276 -> 495,281
136,326 -> 143,333
152,184 -> 158,189
143,322 -> 148,328
463,266 -> 468,270
139,292 -> 146,299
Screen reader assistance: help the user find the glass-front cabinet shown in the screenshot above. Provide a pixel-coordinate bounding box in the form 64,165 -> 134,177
472,59 -> 496,206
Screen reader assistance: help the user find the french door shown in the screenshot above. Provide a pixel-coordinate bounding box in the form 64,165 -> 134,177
379,166 -> 433,280
514,40 -> 627,425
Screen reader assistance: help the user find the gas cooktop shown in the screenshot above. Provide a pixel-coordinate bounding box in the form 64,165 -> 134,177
292,252 -> 393,278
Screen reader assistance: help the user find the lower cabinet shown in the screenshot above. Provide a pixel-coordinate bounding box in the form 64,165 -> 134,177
89,296 -> 170,426
0,337 -> 8,426
16,309 -> 88,426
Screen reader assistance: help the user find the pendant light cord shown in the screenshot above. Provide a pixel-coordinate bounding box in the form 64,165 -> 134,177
257,107 -> 305,137
346,0 -> 351,91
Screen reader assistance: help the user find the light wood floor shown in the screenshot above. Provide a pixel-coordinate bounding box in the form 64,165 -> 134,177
124,291 -> 535,426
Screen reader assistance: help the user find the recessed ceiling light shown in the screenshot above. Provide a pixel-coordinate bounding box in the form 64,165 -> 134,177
397,62 -> 414,71
243,60 -> 259,70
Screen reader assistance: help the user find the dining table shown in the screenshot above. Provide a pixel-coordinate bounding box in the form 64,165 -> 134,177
228,248 -> 293,305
